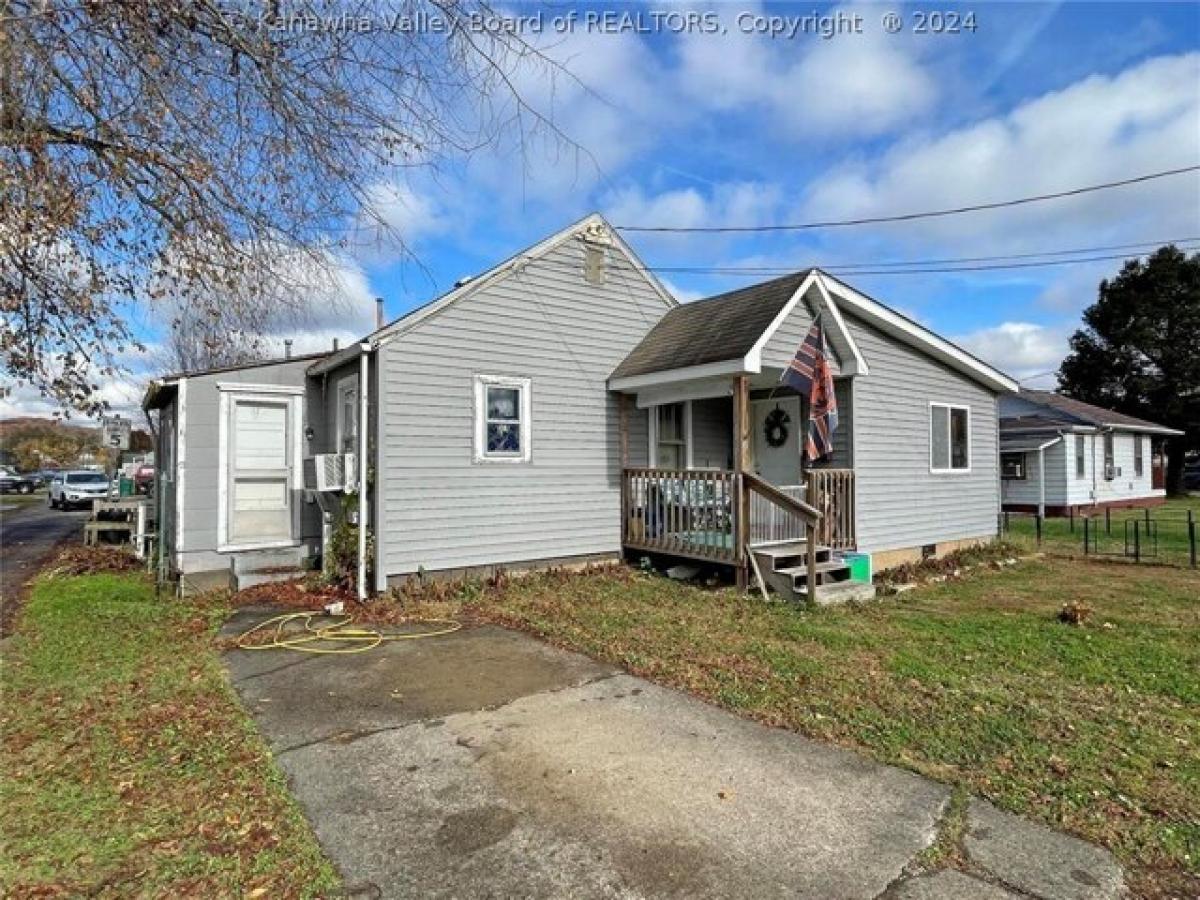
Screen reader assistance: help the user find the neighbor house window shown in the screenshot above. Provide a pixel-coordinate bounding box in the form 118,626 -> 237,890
930,403 -> 970,473
1075,435 -> 1086,479
1000,452 -> 1026,480
474,375 -> 532,463
1103,432 -> 1115,478
1134,435 -> 1144,476
653,402 -> 688,469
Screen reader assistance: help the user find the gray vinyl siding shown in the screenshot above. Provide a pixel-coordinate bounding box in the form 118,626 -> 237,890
176,359 -> 321,575
692,397 -> 732,469
844,313 -> 1000,554
376,239 -> 671,576
760,295 -> 843,373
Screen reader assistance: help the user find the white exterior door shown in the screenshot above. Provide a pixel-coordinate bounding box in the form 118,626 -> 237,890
229,399 -> 293,546
752,398 -> 802,486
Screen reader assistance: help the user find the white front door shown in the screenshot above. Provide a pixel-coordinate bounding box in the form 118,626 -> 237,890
229,399 -> 293,545
752,397 -> 802,485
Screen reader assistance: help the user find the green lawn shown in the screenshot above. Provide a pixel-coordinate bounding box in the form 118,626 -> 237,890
0,571 -> 337,897
1003,495 -> 1199,566
459,556 -> 1200,897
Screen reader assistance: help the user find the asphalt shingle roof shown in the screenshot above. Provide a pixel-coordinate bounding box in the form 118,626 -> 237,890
611,271 -> 811,380
1019,390 -> 1176,432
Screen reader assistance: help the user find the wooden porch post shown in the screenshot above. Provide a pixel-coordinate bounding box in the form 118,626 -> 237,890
732,375 -> 750,589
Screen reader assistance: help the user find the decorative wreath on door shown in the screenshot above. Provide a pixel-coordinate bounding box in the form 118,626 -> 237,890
764,406 -> 791,448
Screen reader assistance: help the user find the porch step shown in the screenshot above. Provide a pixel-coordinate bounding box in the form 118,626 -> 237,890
776,560 -> 852,585
796,580 -> 877,607
751,541 -> 833,572
231,546 -> 310,573
234,566 -> 308,592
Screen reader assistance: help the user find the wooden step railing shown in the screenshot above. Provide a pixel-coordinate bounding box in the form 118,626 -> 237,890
806,468 -> 856,549
743,472 -> 822,583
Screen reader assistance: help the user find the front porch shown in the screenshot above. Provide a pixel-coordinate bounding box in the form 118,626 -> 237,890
616,373 -> 859,600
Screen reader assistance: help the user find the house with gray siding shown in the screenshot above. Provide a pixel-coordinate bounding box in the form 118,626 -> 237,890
998,390 -> 1181,517
145,213 -> 1019,599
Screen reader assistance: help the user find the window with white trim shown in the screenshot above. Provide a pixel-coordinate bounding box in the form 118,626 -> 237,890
654,402 -> 687,469
336,381 -> 358,454
474,375 -> 532,463
1075,435 -> 1086,479
1133,434 -> 1144,476
930,403 -> 970,472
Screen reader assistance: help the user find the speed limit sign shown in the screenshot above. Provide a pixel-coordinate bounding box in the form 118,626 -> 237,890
102,416 -> 131,450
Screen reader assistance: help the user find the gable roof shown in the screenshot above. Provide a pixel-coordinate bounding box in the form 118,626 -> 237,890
611,272 -> 810,380
311,213 -> 676,376
610,269 -> 1017,394
1011,390 -> 1182,435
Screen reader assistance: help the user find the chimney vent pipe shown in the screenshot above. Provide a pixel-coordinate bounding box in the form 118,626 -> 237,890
375,297 -> 385,329
284,338 -> 293,359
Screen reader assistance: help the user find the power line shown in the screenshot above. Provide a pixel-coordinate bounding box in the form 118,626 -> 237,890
529,238 -> 1198,281
633,237 -> 1199,276
615,165 -> 1200,233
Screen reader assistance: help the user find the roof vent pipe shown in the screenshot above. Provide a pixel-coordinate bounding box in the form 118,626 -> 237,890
332,337 -> 340,351
284,338 -> 293,359
375,297 -> 385,329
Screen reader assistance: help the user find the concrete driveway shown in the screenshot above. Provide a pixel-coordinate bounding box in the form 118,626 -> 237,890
223,610 -> 1125,900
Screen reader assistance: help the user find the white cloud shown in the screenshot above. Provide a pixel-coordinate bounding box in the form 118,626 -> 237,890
363,180 -> 450,247
952,321 -> 1072,384
675,4 -> 937,140
804,53 -> 1200,251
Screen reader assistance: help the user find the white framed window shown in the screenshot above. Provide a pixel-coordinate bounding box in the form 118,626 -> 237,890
473,374 -> 532,463
1133,434 -> 1144,476
648,401 -> 693,469
929,402 -> 970,473
1000,452 -> 1026,480
336,380 -> 359,454
1075,435 -> 1086,479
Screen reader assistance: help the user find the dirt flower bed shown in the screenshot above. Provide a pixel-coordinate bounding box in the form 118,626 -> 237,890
875,540 -> 1026,589
43,544 -> 146,577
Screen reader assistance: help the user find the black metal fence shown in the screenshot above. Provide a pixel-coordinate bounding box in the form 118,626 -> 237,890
1000,507 -> 1198,568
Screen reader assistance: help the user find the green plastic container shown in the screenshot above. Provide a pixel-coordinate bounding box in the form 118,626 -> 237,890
843,552 -> 872,584
118,476 -> 135,497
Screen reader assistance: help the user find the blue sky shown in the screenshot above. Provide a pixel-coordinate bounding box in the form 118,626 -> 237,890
7,1 -> 1198,419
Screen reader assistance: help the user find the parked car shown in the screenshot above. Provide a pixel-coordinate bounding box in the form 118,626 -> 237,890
1183,461 -> 1200,491
48,471 -> 111,510
0,465 -> 39,494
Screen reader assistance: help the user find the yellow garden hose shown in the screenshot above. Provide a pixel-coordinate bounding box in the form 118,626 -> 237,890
235,611 -> 461,655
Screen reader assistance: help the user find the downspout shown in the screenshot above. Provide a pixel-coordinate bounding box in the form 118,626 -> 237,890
358,344 -> 370,601
1038,445 -> 1046,520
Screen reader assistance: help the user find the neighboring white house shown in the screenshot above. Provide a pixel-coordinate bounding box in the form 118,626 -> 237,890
998,390 -> 1182,517
145,213 -> 1020,598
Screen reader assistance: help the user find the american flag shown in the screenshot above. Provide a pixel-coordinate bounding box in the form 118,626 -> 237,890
781,320 -> 838,462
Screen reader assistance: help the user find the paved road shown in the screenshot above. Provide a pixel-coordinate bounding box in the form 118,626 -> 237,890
224,612 -> 1126,900
1,498 -> 88,634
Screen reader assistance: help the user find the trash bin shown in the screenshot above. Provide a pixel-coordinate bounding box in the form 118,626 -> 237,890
118,476 -> 135,497
842,552 -> 872,584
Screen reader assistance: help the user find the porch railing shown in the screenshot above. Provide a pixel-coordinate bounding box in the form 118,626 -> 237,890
806,468 -> 856,550
622,468 -> 738,564
621,467 -> 855,569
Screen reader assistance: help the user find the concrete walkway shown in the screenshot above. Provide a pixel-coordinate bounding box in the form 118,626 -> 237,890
223,610 -> 1126,899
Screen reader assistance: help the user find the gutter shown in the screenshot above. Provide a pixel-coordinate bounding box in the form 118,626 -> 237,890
356,343 -> 370,601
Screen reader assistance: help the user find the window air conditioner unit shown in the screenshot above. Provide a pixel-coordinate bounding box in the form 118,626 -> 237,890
1104,464 -> 1121,481
304,453 -> 345,492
